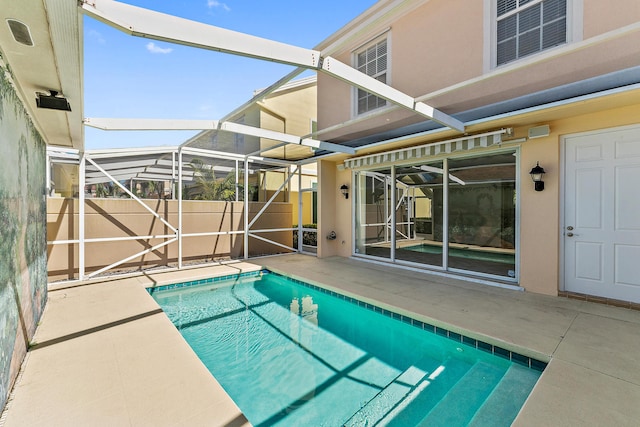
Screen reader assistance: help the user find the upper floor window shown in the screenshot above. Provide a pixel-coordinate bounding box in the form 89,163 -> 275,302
496,0 -> 567,66
354,37 -> 388,115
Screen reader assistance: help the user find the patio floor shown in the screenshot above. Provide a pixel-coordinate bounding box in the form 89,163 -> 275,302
2,254 -> 639,426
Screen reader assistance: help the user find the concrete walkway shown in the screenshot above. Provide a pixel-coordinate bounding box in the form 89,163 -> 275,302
2,254 -> 639,426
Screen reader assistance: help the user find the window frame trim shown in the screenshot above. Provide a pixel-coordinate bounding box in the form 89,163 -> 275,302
351,31 -> 393,118
483,0 -> 583,72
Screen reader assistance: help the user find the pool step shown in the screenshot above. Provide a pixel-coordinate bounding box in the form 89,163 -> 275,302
344,364 -> 432,426
416,361 -> 506,427
344,358 -> 472,426
467,364 -> 541,427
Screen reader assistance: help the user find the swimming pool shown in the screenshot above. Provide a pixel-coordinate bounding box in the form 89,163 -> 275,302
150,271 -> 543,426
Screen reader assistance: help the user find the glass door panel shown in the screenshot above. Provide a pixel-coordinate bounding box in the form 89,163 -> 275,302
355,169 -> 392,260
394,161 -> 444,268
447,152 -> 516,278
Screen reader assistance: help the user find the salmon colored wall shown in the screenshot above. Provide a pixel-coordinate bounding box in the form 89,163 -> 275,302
317,161 -> 352,258
47,198 -> 292,281
519,103 -> 640,295
584,0 -> 640,38
317,0 -> 640,135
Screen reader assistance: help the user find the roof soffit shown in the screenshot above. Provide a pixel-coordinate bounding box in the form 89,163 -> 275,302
0,0 -> 83,149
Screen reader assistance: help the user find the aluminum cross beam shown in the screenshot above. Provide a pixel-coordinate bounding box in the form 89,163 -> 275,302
84,117 -> 357,155
80,0 -> 465,133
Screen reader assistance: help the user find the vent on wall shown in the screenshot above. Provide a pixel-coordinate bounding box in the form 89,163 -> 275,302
7,19 -> 34,46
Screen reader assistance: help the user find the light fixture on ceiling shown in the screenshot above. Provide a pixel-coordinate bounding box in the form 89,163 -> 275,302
36,90 -> 71,112
529,162 -> 546,192
7,19 -> 34,46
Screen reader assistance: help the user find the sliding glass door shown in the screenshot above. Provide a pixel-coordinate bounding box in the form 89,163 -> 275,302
353,150 -> 517,281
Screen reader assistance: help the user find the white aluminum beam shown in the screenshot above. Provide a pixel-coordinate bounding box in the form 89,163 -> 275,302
84,118 -> 220,131
79,1 -> 465,134
321,57 -> 465,132
222,122 -> 356,155
80,0 -> 321,68
86,238 -> 177,279
87,147 -> 178,159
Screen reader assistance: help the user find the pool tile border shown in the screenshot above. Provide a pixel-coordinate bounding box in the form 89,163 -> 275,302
267,271 -> 547,372
148,269 -> 547,372
146,270 -> 262,295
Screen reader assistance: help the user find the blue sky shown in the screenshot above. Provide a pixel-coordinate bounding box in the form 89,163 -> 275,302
83,0 -> 376,149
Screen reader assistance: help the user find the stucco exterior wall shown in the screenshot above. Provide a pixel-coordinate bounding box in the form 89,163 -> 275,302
47,198 -> 292,281
519,102 -> 640,295
317,161 -> 352,258
318,0 -> 640,137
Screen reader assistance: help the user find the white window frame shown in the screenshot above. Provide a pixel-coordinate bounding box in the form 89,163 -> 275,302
351,33 -> 391,118
484,0 -> 583,71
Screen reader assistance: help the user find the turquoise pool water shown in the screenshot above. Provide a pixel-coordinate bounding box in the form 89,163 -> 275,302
403,244 -> 515,264
151,272 -> 542,426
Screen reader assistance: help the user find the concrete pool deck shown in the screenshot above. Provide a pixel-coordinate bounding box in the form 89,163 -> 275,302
2,254 -> 640,426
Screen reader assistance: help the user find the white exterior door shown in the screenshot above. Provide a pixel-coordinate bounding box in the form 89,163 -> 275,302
563,125 -> 640,303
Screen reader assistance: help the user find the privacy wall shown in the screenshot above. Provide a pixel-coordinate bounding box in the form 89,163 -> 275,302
0,64 -> 48,411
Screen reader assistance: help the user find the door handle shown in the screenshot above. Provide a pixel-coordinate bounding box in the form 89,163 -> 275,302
567,232 -> 574,237
566,226 -> 574,230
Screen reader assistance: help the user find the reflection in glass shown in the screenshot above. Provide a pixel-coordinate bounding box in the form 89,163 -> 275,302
394,161 -> 444,268
447,153 -> 516,277
354,150 -> 517,280
355,169 -> 393,259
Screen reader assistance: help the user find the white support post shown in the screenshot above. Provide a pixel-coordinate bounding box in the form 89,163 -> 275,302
178,148 -> 183,269
171,151 -> 176,200
79,152 -> 86,280
384,177 -> 389,243
244,158 -> 249,259
390,166 -> 396,262
298,167 -> 303,252
443,158 -> 449,270
45,152 -> 51,196
235,160 -> 239,202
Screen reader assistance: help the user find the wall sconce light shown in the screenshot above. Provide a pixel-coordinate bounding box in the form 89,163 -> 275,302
340,184 -> 349,199
529,162 -> 546,191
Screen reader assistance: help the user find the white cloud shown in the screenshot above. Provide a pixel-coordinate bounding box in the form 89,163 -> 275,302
207,0 -> 230,11
146,42 -> 173,54
88,29 -> 106,45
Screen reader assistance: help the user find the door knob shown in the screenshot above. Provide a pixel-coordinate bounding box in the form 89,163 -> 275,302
567,232 -> 574,237
566,226 -> 574,230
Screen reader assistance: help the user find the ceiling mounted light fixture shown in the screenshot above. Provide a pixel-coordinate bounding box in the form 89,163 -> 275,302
7,19 -> 34,46
36,90 -> 71,112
